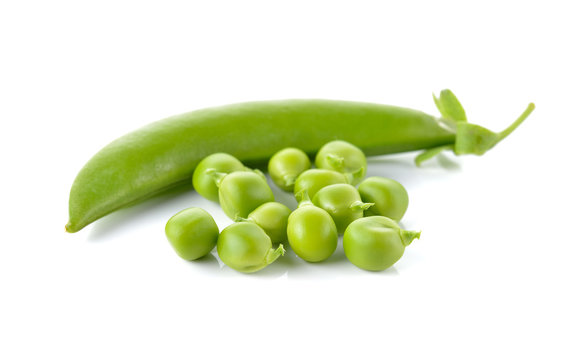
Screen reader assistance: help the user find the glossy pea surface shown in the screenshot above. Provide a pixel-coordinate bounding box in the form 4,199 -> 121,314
315,140 -> 367,184
312,184 -> 372,233
218,171 -> 274,220
343,216 -> 419,271
192,153 -> 247,202
268,147 -> 311,192
217,222 -> 285,273
165,207 -> 219,260
358,176 -> 409,221
246,202 -> 291,244
293,169 -> 348,202
287,204 -> 338,262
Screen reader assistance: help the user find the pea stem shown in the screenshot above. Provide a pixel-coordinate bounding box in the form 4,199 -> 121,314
283,175 -> 297,187
326,154 -> 345,169
418,102 -> 536,163
264,244 -> 285,266
497,103 -> 536,141
400,230 -> 421,247
296,189 -> 313,207
344,167 -> 366,184
415,145 -> 454,166
349,201 -> 374,211
206,169 -> 228,186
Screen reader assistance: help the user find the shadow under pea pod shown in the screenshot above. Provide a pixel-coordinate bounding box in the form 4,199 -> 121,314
86,182 -> 198,242
366,152 -> 461,178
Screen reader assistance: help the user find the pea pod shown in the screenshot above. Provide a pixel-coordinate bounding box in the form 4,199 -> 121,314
66,90 -> 534,232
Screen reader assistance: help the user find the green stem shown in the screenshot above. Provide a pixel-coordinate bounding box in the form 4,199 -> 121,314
349,200 -> 374,211
283,174 -> 297,187
417,99 -> 535,163
344,167 -> 365,184
206,169 -> 228,186
326,154 -> 345,170
295,189 -> 313,207
454,103 -> 535,155
415,145 -> 454,166
400,230 -> 421,247
497,103 -> 536,140
264,244 -> 285,265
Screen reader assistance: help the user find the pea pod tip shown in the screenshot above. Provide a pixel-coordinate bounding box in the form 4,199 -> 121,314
65,222 -> 77,233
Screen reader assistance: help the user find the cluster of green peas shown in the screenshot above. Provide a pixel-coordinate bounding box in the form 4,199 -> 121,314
165,140 -> 421,273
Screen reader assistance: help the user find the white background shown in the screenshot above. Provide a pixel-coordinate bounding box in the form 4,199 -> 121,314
1,1 -> 586,359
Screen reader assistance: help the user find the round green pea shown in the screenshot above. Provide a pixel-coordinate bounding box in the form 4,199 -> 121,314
268,147 -> 311,192
287,201 -> 338,262
293,169 -> 348,202
165,207 -> 219,260
358,176 -> 409,221
192,153 -> 247,202
315,140 -> 367,185
245,202 -> 291,244
217,222 -> 285,273
343,216 -> 420,271
218,171 -> 274,220
312,184 -> 373,234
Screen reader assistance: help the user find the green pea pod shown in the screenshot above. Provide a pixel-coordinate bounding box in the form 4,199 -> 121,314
66,91 -> 534,232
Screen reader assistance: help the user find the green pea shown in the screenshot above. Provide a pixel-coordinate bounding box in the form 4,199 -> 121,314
287,192 -> 338,262
217,222 -> 285,273
293,169 -> 348,202
358,176 -> 409,221
268,147 -> 311,192
165,207 -> 219,260
315,140 -> 367,185
312,184 -> 373,234
218,170 -> 274,220
192,153 -> 247,202
242,202 -> 291,244
343,216 -> 420,271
